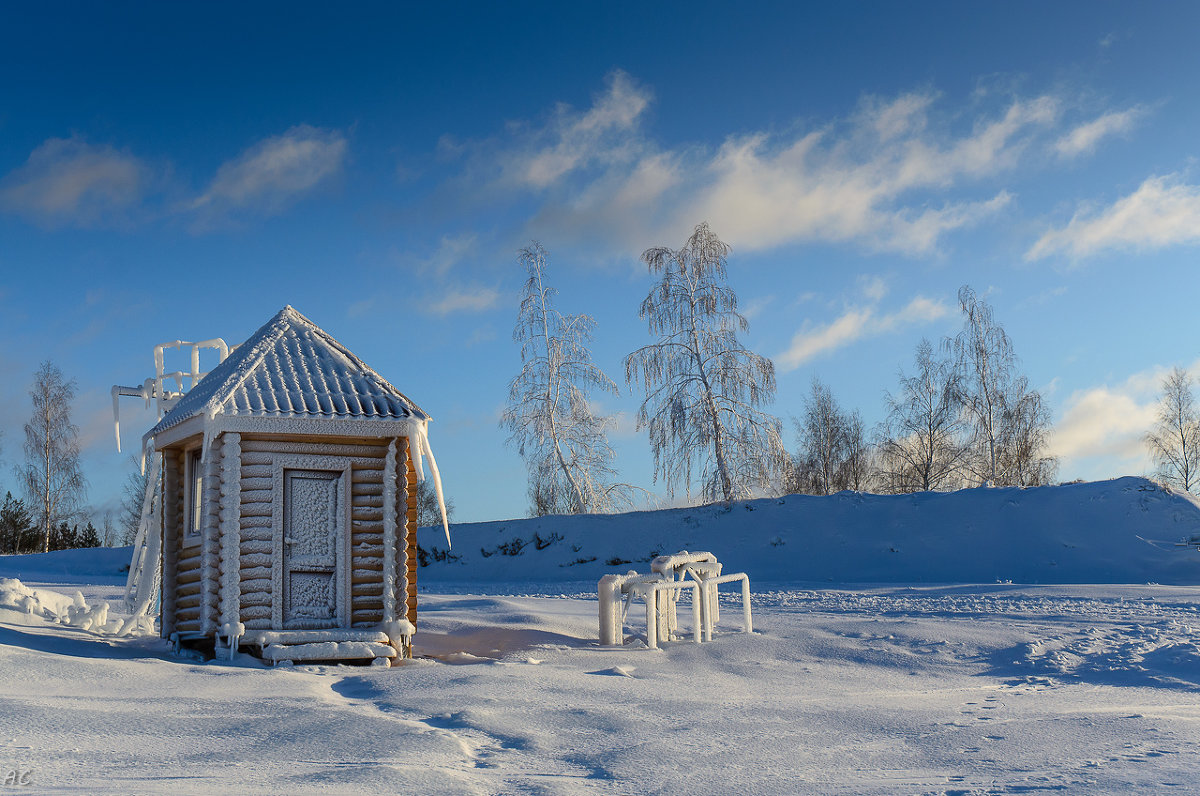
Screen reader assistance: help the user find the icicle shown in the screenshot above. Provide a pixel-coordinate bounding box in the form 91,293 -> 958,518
112,387 -> 123,453
410,421 -> 426,483
139,432 -> 151,476
416,419 -> 451,548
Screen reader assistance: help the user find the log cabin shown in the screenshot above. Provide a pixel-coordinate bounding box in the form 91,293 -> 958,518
146,306 -> 449,665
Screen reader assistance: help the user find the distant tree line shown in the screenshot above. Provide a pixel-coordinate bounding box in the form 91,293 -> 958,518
793,286 -> 1058,496
0,491 -> 101,553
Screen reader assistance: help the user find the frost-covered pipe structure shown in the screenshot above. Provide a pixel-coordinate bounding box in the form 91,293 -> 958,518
650,550 -> 753,641
599,571 -> 664,646
651,551 -> 721,638
598,571 -> 702,649
642,580 -> 701,649
697,572 -> 753,638
112,339 -> 231,454
113,340 -> 231,628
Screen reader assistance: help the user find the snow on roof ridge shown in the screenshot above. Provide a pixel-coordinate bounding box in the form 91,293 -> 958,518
147,305 -> 429,438
279,305 -> 431,419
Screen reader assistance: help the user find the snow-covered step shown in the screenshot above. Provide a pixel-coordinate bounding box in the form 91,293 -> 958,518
261,640 -> 397,663
243,629 -> 391,646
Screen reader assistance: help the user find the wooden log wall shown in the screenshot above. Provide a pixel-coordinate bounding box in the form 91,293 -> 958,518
237,441 -> 276,630
200,436 -> 222,634
173,442 -> 223,635
405,443 -> 418,626
163,433 -> 420,639
350,446 -> 386,627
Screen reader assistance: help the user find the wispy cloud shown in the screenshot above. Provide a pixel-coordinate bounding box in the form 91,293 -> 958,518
1055,107 -> 1141,158
499,70 -> 652,190
419,233 -> 477,277
778,293 -> 951,371
347,298 -> 377,318
427,284 -> 500,316
192,125 -> 346,219
1026,174 -> 1200,261
0,136 -> 152,227
461,77 -> 1077,257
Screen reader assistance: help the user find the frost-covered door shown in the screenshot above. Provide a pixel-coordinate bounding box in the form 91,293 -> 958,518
282,469 -> 343,629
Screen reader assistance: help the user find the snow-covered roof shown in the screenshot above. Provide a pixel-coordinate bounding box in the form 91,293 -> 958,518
148,305 -> 430,438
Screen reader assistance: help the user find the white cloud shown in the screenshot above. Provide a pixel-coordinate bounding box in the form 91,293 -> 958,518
779,308 -> 874,370
1052,386 -> 1156,462
502,70 -> 651,189
0,136 -> 150,226
1050,360 -> 1200,479
193,125 -> 346,217
474,81 -> 1070,257
858,276 -> 887,302
1027,175 -> 1200,261
427,284 -> 500,316
1055,107 -> 1141,158
778,294 -> 950,371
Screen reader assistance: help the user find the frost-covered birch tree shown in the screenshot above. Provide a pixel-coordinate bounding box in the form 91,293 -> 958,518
793,378 -> 871,495
625,222 -> 785,503
502,242 -> 633,515
878,338 -> 967,493
1146,366 -> 1200,492
19,361 -> 86,553
948,286 -> 1056,487
793,378 -> 848,496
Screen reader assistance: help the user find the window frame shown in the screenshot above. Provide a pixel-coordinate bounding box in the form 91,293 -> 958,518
182,447 -> 204,549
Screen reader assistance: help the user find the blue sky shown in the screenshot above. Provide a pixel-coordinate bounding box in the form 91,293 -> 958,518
2,2 -> 1199,524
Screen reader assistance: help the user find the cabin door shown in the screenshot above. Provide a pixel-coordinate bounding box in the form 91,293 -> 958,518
281,469 -> 344,629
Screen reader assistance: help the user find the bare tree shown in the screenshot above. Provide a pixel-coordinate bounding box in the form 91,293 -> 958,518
997,385 -> 1057,486
626,222 -> 786,503
414,479 -> 456,528
20,361 -> 87,553
841,409 -> 873,492
878,338 -> 967,493
792,379 -> 873,495
1146,366 -> 1200,492
793,378 -> 847,495
100,510 -> 117,547
119,456 -> 149,546
948,286 -> 1056,486
503,242 -> 634,515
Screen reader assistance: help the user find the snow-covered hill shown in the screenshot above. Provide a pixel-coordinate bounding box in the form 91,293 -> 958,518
420,477 -> 1200,585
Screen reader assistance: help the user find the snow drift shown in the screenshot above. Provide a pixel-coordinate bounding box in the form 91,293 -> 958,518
419,477 -> 1200,585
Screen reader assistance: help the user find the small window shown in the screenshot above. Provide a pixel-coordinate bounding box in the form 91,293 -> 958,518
185,449 -> 204,545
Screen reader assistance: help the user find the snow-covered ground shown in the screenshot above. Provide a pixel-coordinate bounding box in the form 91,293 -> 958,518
3,478 -> 1200,794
